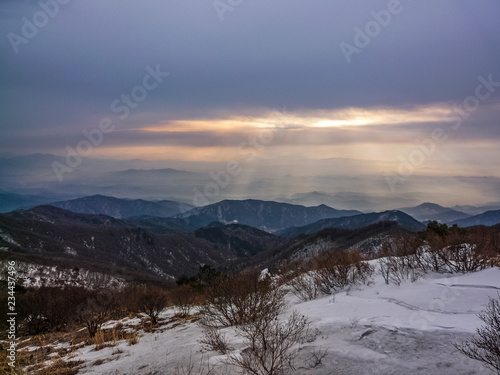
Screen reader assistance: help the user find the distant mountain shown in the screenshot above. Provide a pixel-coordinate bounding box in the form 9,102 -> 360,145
50,195 -> 193,219
278,210 -> 426,237
451,204 -> 500,216
448,209 -> 500,227
0,154 -> 212,202
0,192 -> 60,213
275,191 -> 421,212
284,191 -> 345,207
176,199 -> 362,232
4,205 -> 128,227
399,202 -> 470,223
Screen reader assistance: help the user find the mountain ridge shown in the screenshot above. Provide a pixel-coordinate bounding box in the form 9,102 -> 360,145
50,194 -> 193,219
448,209 -> 500,227
176,199 -> 362,232
398,202 -> 471,223
277,210 -> 426,237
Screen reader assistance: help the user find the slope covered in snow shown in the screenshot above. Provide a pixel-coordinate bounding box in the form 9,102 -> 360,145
22,267 -> 500,374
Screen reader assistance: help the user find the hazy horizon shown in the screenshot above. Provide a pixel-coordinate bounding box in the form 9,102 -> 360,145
1,153 -> 500,211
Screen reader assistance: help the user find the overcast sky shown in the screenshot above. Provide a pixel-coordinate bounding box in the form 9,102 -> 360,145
1,0 -> 499,204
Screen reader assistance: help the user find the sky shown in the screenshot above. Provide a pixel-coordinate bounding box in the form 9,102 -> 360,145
0,0 -> 500,206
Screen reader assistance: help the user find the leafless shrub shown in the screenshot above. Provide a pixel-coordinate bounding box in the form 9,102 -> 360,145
300,326 -> 321,344
19,286 -> 88,335
437,233 -> 496,273
86,272 -> 115,289
76,289 -> 118,338
378,234 -> 431,285
199,328 -> 230,354
287,272 -> 320,302
312,249 -> 374,295
305,347 -> 329,369
228,311 -> 309,375
116,284 -> 141,315
420,224 -> 498,274
378,254 -> 424,286
455,294 -> 500,374
278,259 -> 307,286
135,286 -> 170,325
380,229 -> 498,285
200,269 -> 286,328
170,284 -> 199,317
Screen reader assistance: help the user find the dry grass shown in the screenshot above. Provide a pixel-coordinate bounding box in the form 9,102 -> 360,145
1,319 -> 144,374
0,346 -> 83,375
30,359 -> 84,375
168,312 -> 201,327
92,326 -> 131,350
92,359 -> 105,366
127,331 -> 138,346
0,310 -> 199,375
9,343 -> 85,375
0,348 -> 28,375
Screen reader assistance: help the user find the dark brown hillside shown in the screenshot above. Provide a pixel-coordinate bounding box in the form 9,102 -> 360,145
0,206 -> 283,283
193,223 -> 283,257
231,222 -> 411,271
0,207 -> 234,281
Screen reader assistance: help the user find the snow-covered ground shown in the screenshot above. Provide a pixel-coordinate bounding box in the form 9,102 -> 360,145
0,260 -> 126,289
33,267 -> 500,374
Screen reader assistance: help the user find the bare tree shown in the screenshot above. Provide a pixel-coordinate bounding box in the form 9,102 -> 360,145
200,269 -> 286,328
455,294 -> 500,374
76,289 -> 117,338
419,223 -> 498,274
312,249 -> 373,294
18,286 -> 53,334
19,286 -> 88,335
136,286 -> 170,325
170,284 -> 199,317
278,259 -> 307,286
305,347 -> 329,369
378,252 -> 424,286
228,311 -> 309,375
439,230 -> 497,274
199,328 -> 230,354
287,272 -> 320,302
423,233 -> 448,273
116,284 -> 140,316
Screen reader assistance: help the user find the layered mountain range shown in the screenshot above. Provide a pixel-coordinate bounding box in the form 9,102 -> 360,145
1,195 -> 500,285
